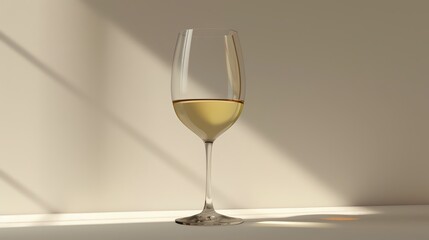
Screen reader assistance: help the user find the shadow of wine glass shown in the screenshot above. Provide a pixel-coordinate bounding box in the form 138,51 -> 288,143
246,207 -> 429,227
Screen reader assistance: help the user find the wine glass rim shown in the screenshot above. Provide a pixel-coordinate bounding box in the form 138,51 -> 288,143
179,28 -> 238,36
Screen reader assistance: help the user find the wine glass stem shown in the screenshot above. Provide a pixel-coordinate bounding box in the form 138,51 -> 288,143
203,141 -> 214,211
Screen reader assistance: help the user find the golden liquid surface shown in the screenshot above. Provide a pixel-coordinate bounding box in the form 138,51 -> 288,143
173,99 -> 244,142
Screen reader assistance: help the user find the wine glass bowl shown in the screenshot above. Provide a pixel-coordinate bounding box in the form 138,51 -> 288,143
171,28 -> 245,226
173,99 -> 244,142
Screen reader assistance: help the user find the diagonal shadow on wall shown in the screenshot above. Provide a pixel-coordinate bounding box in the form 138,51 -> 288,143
0,169 -> 59,213
81,0 -> 429,206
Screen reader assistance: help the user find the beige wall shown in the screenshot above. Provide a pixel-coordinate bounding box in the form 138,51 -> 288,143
0,0 -> 428,214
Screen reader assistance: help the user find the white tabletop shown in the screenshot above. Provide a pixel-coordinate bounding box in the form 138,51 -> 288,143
1,205 -> 428,239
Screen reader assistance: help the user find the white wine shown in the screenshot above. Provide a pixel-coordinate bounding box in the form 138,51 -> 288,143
173,99 -> 244,142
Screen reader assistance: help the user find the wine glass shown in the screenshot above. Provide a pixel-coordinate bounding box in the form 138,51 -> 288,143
171,28 -> 245,226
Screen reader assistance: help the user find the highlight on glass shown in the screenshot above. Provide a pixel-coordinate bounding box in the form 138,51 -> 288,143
171,28 -> 245,226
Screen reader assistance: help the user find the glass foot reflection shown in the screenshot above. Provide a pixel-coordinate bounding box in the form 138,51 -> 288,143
175,209 -> 243,226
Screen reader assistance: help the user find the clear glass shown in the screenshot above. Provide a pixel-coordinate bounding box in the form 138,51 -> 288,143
171,28 -> 245,226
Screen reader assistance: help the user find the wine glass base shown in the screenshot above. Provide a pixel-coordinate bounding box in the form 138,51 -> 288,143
175,210 -> 243,226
